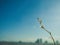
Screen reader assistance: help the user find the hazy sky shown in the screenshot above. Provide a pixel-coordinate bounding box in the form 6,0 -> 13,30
0,0 -> 60,42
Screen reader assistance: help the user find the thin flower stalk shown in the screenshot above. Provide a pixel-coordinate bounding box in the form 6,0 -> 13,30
37,18 -> 55,45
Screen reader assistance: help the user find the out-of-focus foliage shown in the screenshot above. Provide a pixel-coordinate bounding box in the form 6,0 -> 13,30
0,39 -> 60,45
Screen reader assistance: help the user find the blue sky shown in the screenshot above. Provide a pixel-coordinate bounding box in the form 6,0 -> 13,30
0,0 -> 60,42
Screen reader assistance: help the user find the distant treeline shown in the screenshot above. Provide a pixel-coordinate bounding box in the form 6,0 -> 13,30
0,39 -> 60,45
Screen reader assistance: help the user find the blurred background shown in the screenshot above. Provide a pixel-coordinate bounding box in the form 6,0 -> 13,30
0,0 -> 60,45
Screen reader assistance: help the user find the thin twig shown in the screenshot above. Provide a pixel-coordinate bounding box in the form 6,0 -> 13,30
37,18 -> 55,45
